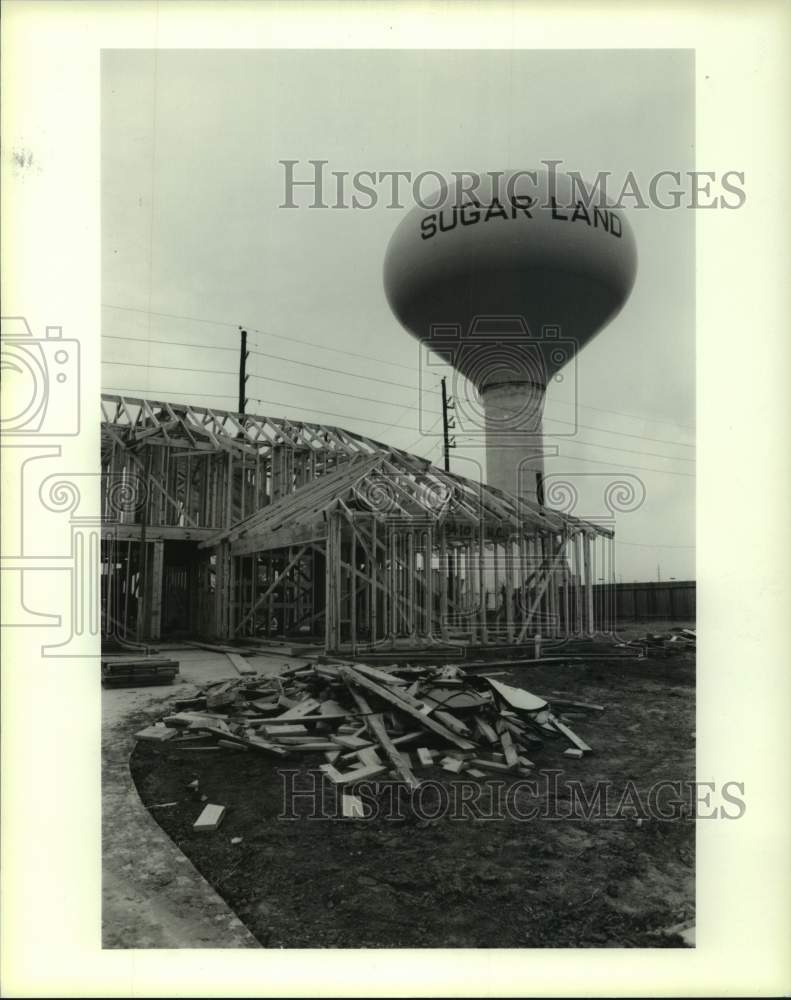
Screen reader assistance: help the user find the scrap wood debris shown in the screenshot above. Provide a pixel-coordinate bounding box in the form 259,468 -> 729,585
615,626 -> 696,655
136,660 -> 603,787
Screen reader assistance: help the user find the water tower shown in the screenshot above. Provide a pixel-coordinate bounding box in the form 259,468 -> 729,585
383,169 -> 637,503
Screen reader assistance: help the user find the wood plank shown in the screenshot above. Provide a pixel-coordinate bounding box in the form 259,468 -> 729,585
470,757 -> 515,772
341,794 -> 366,818
272,741 -> 339,752
193,804 -> 226,832
548,713 -> 593,753
319,762 -> 387,784
331,734 -> 370,750
334,660 -> 407,686
355,747 -> 383,768
271,698 -> 321,721
550,699 -> 605,713
226,652 -> 256,676
346,687 -> 421,789
338,666 -> 475,750
259,723 -> 309,736
134,725 -> 176,742
475,717 -> 499,744
217,739 -> 248,752
209,729 -> 288,756
496,720 -> 519,768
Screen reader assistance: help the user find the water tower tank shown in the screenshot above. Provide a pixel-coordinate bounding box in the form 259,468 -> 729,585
383,169 -> 637,503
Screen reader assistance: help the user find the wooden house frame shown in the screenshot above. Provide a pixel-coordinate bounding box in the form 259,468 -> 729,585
101,393 -> 614,651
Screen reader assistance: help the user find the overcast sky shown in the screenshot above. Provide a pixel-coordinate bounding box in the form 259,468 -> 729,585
102,49 -> 695,582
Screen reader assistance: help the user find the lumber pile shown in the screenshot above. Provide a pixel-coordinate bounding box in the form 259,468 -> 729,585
138,660 -> 601,785
101,656 -> 179,687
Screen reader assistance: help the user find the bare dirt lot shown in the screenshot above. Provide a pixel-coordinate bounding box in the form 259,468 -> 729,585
130,645 -> 695,948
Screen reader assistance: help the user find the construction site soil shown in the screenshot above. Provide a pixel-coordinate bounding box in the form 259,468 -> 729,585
130,654 -> 695,948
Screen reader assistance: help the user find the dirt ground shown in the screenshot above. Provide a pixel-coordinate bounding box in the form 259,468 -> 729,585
129,634 -> 695,949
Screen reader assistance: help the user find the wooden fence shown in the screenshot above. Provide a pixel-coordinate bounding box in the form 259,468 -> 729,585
593,580 -> 696,623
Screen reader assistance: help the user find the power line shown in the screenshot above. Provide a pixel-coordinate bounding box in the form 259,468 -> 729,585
542,414 -> 695,449
243,396 -> 422,430
458,438 -> 695,465
104,346 -> 695,459
103,333 -> 238,354
563,437 -> 694,463
250,371 -> 437,413
102,302 -> 420,373
103,359 -> 238,377
616,539 -> 695,549
102,383 -> 426,430
102,386 -> 237,401
104,335 -> 695,453
457,431 -> 694,464
401,414 -> 445,453
543,452 -> 695,478
102,381 -> 692,475
247,344 -> 435,396
103,332 -> 438,397
377,401 -> 426,436
102,358 -> 441,413
546,395 -> 696,432
103,305 -> 696,434
456,413 -> 694,450
104,303 -> 236,329
246,323 -> 420,374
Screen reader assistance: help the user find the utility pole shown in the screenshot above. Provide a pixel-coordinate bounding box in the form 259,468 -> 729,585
440,376 -> 457,614
440,376 -> 456,472
238,327 -> 249,415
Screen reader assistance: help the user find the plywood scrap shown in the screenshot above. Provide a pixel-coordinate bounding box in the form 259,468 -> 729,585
487,677 -> 548,713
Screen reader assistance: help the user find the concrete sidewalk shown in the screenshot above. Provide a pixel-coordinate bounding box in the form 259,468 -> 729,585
102,646 -> 291,948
